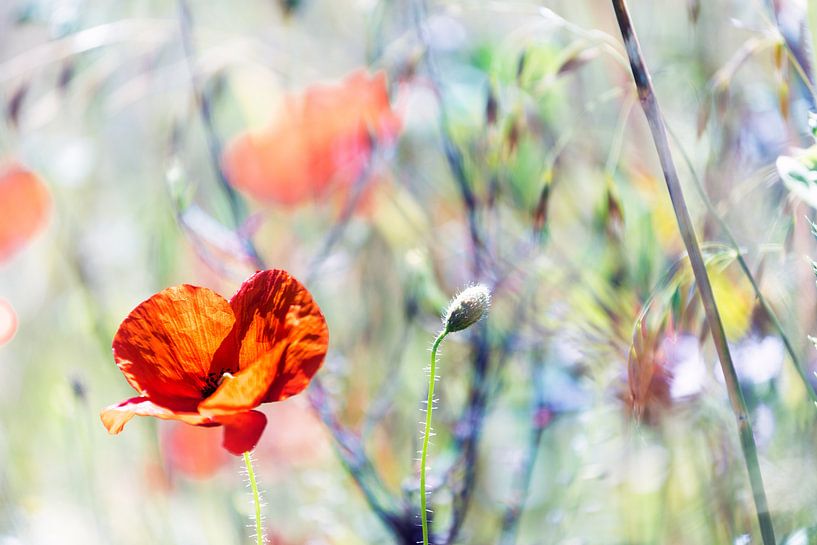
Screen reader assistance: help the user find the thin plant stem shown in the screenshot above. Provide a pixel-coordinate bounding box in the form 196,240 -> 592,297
174,8 -> 407,540
411,0 -> 484,276
750,0 -> 817,105
421,328 -> 449,545
498,348 -> 548,545
308,380 -> 404,525
177,0 -> 265,270
667,124 -> 817,405
609,1 -> 776,544
243,451 -> 264,545
302,143 -> 415,541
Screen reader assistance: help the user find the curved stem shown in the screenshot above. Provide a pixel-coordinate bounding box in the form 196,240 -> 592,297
667,124 -> 817,405
243,451 -> 263,545
421,329 -> 449,545
609,1 -> 775,544
177,0 -> 265,270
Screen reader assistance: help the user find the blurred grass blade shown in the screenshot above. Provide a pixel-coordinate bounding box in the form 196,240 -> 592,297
610,1 -> 776,543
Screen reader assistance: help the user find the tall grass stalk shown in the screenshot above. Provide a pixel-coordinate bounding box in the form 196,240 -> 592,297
667,125 -> 817,406
609,1 -> 776,543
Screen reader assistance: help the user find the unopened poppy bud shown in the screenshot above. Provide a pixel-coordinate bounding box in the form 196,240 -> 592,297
443,284 -> 491,332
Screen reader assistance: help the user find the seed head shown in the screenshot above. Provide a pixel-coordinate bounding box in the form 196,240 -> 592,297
443,284 -> 491,332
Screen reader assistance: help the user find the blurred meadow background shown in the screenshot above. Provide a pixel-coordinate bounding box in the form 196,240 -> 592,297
3,0 -> 817,544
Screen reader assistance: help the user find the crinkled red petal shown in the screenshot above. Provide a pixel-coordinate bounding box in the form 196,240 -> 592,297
217,410 -> 268,455
112,285 -> 236,401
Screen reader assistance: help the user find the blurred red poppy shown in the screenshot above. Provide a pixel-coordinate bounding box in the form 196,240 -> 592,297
100,269 -> 329,455
0,162 -> 50,263
256,399 -> 330,468
0,299 -> 17,346
162,422 -> 229,479
222,69 -> 401,206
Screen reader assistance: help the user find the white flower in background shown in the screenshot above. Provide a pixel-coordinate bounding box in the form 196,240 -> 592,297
719,336 -> 784,385
753,404 -> 775,448
783,528 -> 809,545
663,334 -> 706,399
734,534 -> 751,545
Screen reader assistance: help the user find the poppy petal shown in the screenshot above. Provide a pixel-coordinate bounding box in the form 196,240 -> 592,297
232,270 -> 328,401
222,128 -> 315,205
198,270 -> 328,414
100,396 -> 213,434
113,285 -> 236,401
222,70 -> 399,207
218,410 -> 268,455
0,163 -> 50,263
197,346 -> 287,414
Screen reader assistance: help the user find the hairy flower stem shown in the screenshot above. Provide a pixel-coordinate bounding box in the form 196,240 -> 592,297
610,1 -> 776,544
243,451 -> 264,545
421,328 -> 449,545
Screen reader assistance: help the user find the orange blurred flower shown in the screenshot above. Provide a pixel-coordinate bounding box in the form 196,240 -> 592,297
101,269 -> 329,455
0,162 -> 50,263
222,70 -> 401,206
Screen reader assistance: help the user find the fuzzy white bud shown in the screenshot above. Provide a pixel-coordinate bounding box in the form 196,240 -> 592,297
443,284 -> 491,332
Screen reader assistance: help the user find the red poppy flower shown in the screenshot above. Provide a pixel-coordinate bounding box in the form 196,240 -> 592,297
100,269 -> 329,455
222,69 -> 401,206
0,162 -> 50,263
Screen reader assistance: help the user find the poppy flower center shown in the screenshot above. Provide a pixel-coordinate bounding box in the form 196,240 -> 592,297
201,371 -> 233,398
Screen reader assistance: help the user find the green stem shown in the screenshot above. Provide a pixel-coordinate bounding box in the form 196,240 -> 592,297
243,451 -> 263,545
667,125 -> 817,406
421,329 -> 449,545
610,1 -> 775,544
